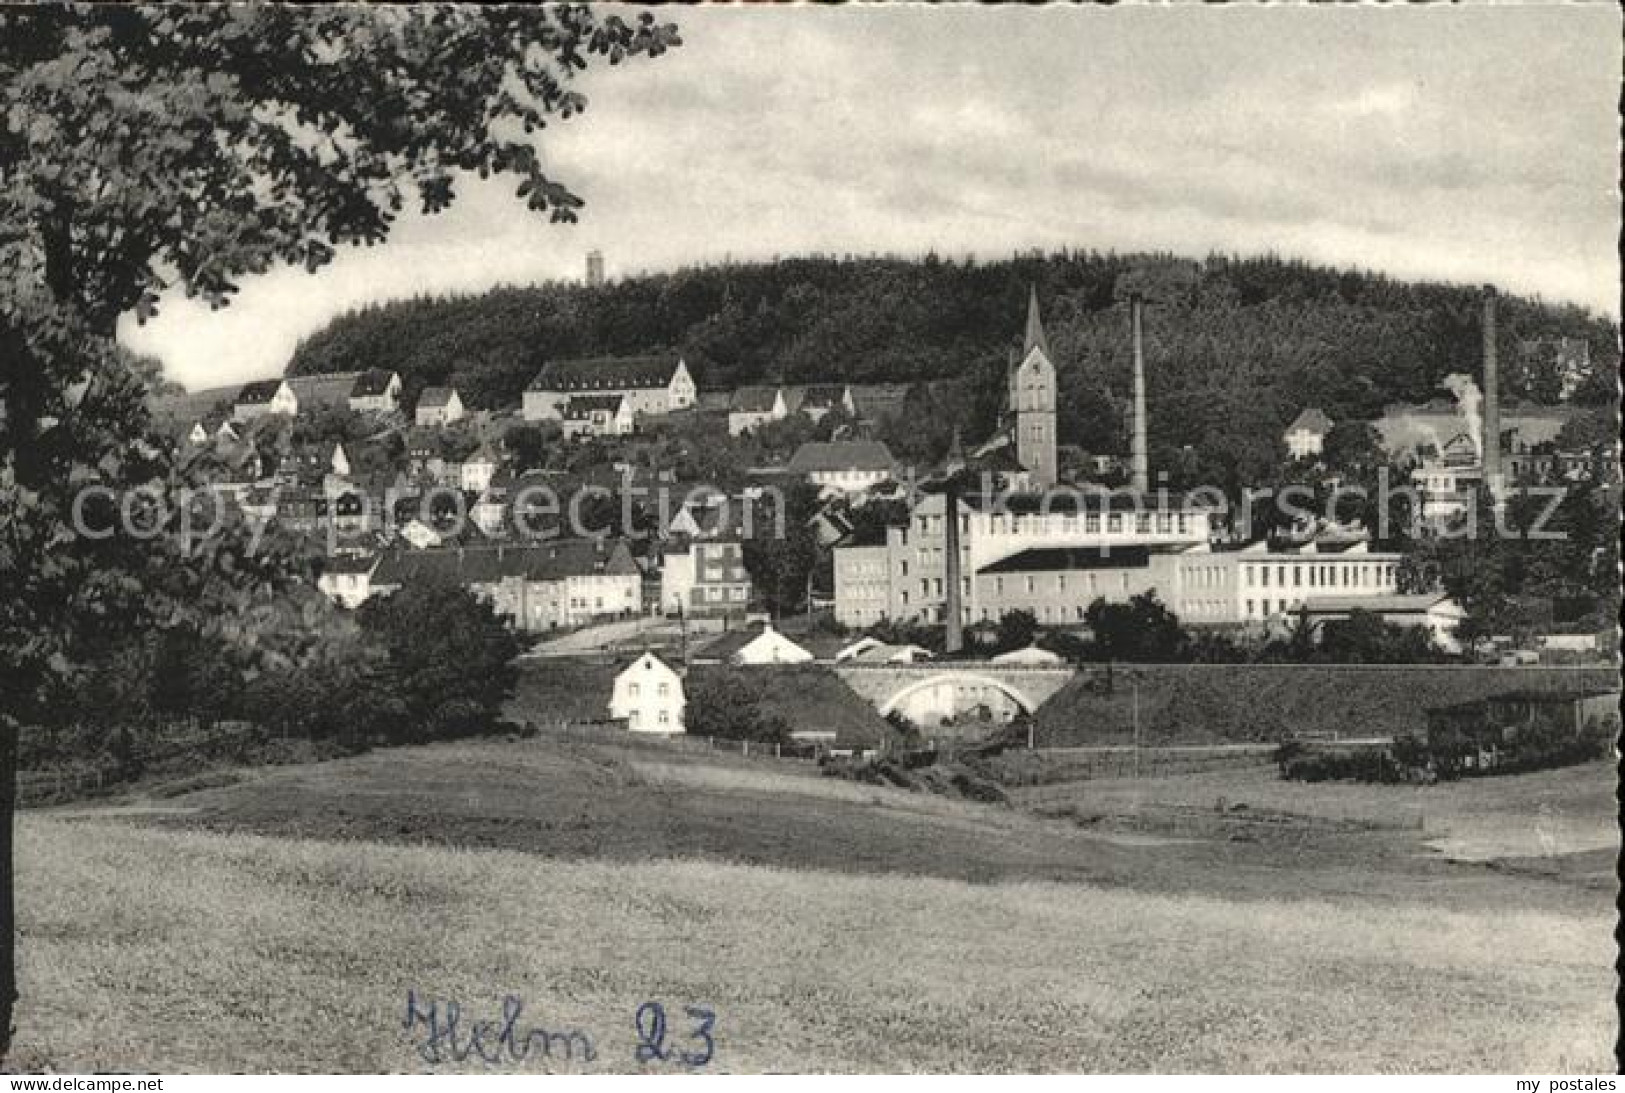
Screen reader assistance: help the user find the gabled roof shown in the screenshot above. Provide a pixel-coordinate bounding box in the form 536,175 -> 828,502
797,384 -> 850,411
848,383 -> 914,419
563,393 -> 628,419
416,386 -> 458,409
787,440 -> 896,475
729,385 -> 783,413
150,385 -> 239,425
236,378 -> 288,404
286,371 -> 361,410
350,368 -> 398,397
529,355 -> 682,392
1287,408 -> 1333,434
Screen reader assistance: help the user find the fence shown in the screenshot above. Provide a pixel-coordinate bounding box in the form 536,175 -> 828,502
524,719 -> 825,763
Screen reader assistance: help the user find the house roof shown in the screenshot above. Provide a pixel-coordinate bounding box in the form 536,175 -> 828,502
416,386 -> 458,410
372,538 -> 638,586
1426,689 -> 1619,714
848,382 -> 914,419
729,385 -> 783,413
694,390 -> 733,413
1298,593 -> 1457,615
286,371 -> 361,410
1287,408 -> 1333,435
563,393 -> 628,419
319,554 -> 380,576
236,378 -> 287,405
796,384 -> 850,411
529,355 -> 681,392
351,368 -> 398,397
150,386 -> 240,426
787,440 -> 896,475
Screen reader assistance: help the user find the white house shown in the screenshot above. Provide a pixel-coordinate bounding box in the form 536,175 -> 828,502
732,625 -> 814,666
348,369 -> 402,414
460,444 -> 499,494
609,652 -> 686,734
560,393 -> 635,439
523,355 -> 695,422
1284,408 -> 1333,460
233,378 -> 297,421
727,386 -> 790,436
414,386 -> 465,427
317,555 -> 379,609
1298,593 -> 1468,655
786,440 -> 897,494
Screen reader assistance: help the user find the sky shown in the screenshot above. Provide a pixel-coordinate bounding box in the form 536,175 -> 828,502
122,4 -> 1623,391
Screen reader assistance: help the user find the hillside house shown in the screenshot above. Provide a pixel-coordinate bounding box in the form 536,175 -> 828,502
1297,593 -> 1467,654
1284,408 -> 1332,460
348,369 -> 402,414
523,355 -> 695,422
414,386 -> 465,427
731,625 -> 814,665
233,378 -> 297,421
460,444 -> 499,494
787,440 -> 897,494
792,384 -> 856,423
727,386 -> 790,435
609,652 -> 686,734
287,372 -> 361,415
561,393 -> 635,438
661,537 -> 753,618
317,554 -> 380,609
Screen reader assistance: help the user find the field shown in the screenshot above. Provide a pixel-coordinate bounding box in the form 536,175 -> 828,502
9,736 -> 1619,1073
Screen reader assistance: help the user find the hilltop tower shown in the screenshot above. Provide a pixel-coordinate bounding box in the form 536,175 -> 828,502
1008,286 -> 1058,488
586,249 -> 605,287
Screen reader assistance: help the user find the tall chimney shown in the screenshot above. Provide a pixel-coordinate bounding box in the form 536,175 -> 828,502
1130,293 -> 1149,495
1481,285 -> 1500,493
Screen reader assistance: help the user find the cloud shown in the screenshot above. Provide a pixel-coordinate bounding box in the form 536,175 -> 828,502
122,4 -> 1622,390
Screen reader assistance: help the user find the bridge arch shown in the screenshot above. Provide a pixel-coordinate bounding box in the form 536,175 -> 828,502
878,672 -> 1038,723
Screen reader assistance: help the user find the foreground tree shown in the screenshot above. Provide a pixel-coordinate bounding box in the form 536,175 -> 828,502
0,5 -> 679,1061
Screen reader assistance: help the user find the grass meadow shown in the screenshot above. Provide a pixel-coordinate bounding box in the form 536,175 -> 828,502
12,810 -> 1617,1073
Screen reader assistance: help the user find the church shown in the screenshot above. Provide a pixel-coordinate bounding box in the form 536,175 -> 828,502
1005,286 -> 1059,488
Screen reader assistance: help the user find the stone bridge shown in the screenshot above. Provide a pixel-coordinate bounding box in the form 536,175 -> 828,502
832,663 -> 1077,728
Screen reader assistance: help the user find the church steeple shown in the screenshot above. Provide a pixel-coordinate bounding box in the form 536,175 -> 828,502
1022,284 -> 1051,360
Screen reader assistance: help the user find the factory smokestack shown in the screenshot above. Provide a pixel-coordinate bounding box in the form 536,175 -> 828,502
1130,293 -> 1149,495
1482,285 -> 1500,493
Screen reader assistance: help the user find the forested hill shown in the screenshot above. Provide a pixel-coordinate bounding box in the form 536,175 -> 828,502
288,250 -> 1617,472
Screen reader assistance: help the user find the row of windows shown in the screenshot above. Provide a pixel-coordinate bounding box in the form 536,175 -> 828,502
626,709 -> 674,727
1244,562 -> 1395,590
626,681 -> 672,697
988,572 -> 1132,596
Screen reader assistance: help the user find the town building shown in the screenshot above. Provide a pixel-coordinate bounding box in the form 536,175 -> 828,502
1297,593 -> 1466,654
786,440 -> 897,494
348,369 -> 402,414
660,537 -> 753,618
608,652 -> 685,734
414,386 -> 465,427
1284,408 -> 1333,460
730,624 -> 814,665
233,378 -> 297,421
727,386 -> 790,435
460,444 -> 499,494
560,393 -> 635,438
317,554 -> 380,609
286,371 -> 361,415
368,539 -> 642,631
792,384 -> 856,423
522,355 -> 695,422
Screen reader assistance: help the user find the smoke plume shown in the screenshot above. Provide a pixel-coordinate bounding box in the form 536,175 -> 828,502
1440,373 -> 1483,460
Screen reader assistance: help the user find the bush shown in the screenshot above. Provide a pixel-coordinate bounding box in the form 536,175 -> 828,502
1278,715 -> 1614,784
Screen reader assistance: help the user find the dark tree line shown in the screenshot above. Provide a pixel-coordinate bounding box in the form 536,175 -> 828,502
289,251 -> 1619,493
